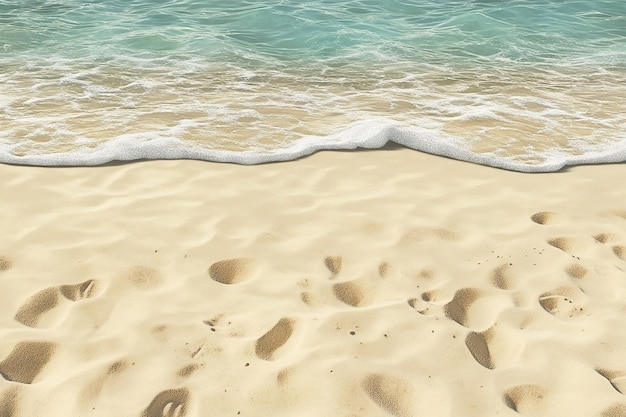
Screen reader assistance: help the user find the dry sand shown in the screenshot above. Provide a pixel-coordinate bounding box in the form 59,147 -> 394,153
1,147 -> 625,417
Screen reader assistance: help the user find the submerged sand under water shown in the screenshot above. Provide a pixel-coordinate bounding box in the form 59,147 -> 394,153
2,63 -> 626,171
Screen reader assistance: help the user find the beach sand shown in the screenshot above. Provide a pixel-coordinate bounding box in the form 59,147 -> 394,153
1,147 -> 625,417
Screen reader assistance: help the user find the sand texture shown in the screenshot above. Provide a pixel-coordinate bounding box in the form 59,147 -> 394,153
1,148 -> 626,417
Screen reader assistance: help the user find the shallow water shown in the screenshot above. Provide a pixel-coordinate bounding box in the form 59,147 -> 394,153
1,0 -> 625,171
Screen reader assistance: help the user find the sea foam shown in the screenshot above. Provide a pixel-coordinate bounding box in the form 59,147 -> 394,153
2,120 -> 625,172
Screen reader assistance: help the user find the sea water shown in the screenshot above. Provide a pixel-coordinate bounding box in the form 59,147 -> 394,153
1,0 -> 625,171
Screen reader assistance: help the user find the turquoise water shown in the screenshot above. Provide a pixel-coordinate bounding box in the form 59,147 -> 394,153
1,0 -> 625,171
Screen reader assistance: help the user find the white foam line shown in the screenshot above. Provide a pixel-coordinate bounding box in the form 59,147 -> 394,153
1,120 -> 625,172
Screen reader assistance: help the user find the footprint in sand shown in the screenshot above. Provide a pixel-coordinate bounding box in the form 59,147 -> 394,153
490,264 -> 516,290
362,373 -> 415,417
407,297 -> 429,315
538,286 -> 587,320
324,255 -> 342,277
530,211 -> 558,225
141,388 -> 190,417
596,369 -> 626,395
208,258 -> 256,285
0,387 -> 19,417
127,266 -> 162,289
444,288 -> 509,329
14,279 -> 99,328
378,261 -> 390,278
600,403 -> 626,417
255,318 -> 294,360
465,323 -> 522,370
593,233 -> 619,244
565,263 -> 588,279
59,279 -> 98,301
465,328 -> 497,370
407,289 -> 445,316
0,256 -> 11,272
300,291 -> 316,307
303,259 -> 385,307
504,384 -> 548,415
547,236 -> 604,259
420,290 -> 439,303
592,230 -> 625,261
547,237 -> 579,255
0,341 -> 56,384
444,288 -> 483,328
177,364 -> 200,379
14,288 -> 59,328
612,246 -> 626,261
333,280 -> 371,307
550,237 -> 626,261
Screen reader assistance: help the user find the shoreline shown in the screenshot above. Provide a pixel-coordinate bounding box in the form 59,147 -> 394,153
1,149 -> 625,416
3,125 -> 626,173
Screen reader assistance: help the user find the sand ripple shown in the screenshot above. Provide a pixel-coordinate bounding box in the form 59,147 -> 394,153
0,151 -> 625,416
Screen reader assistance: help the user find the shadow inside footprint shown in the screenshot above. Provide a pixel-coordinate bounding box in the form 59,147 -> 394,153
362,373 -> 414,417
59,279 -> 98,301
490,264 -> 514,290
547,237 -> 573,253
14,288 -> 59,328
0,387 -> 19,417
530,212 -> 556,225
333,281 -> 367,307
300,292 -> 314,307
600,403 -> 626,417
0,341 -> 56,384
324,256 -> 342,276
504,384 -> 548,415
565,263 -> 588,279
0,256 -> 11,272
127,266 -> 162,289
594,233 -> 617,244
208,258 -> 255,284
465,329 -> 495,370
255,318 -> 294,360
178,364 -> 199,379
547,236 -> 593,257
378,262 -> 390,278
596,369 -> 626,395
444,288 -> 482,327
141,388 -> 190,417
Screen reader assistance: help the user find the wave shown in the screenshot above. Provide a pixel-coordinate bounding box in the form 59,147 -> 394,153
2,1 -> 625,172
2,120 -> 625,172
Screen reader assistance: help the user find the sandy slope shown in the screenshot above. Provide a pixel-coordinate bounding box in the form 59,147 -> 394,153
1,148 -> 625,417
